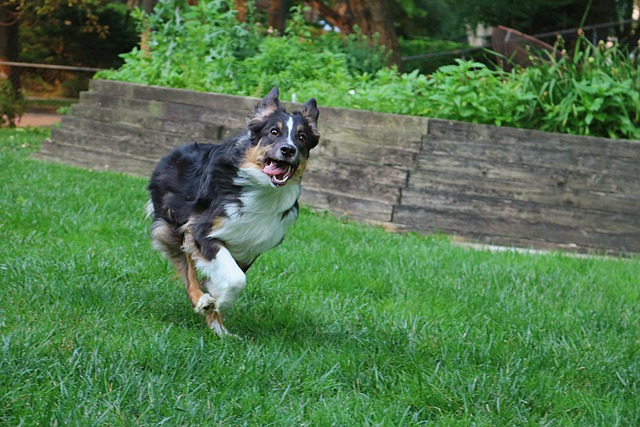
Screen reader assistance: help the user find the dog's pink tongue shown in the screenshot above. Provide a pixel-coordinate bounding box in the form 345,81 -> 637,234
262,162 -> 287,177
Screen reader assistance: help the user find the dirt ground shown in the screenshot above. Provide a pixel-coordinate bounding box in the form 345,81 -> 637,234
16,113 -> 61,128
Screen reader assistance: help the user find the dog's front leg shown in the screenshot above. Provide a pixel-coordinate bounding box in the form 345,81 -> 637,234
192,243 -> 246,337
182,252 -> 216,315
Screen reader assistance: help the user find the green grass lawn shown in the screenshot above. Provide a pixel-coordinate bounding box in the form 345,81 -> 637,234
1,128 -> 639,426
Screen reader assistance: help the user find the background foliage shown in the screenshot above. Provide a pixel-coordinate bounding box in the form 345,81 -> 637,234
0,79 -> 24,126
18,1 -> 138,69
99,0 -> 640,140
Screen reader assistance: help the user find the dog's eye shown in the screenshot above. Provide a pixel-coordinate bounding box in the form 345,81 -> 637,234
270,128 -> 279,136
298,133 -> 306,142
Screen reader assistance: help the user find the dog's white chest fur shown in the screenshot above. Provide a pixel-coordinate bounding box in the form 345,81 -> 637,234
208,168 -> 301,266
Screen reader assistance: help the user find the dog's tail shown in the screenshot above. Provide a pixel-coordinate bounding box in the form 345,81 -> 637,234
144,200 -> 155,219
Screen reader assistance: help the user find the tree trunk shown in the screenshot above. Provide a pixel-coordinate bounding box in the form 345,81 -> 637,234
306,0 -> 400,66
234,0 -> 248,22
0,2 -> 21,95
268,0 -> 290,35
306,0 -> 352,30
349,0 -> 400,65
139,0 -> 158,55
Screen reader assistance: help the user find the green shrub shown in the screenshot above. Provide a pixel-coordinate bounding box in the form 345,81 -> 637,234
99,0 -> 257,93
321,28 -> 389,76
98,0 -> 640,141
19,2 -> 138,69
399,37 -> 471,74
60,73 -> 92,98
0,78 -> 25,127
518,38 -> 640,139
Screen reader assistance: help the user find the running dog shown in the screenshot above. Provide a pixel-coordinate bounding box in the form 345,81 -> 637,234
147,87 -> 319,336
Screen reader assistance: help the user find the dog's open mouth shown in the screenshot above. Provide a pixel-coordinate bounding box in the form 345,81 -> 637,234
262,158 -> 297,186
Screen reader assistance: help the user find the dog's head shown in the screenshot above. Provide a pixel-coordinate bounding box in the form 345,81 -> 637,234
243,87 -> 320,187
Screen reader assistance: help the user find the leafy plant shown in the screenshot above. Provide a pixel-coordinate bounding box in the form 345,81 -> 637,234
520,37 -> 640,139
399,36 -> 472,74
99,0 -> 258,93
0,78 -> 25,127
319,27 -> 390,76
19,2 -> 138,69
98,0 -> 640,140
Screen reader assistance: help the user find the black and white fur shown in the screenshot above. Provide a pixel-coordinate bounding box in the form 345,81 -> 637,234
147,87 -> 319,336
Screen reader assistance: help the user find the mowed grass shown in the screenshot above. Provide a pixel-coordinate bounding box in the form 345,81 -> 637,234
1,128 -> 639,426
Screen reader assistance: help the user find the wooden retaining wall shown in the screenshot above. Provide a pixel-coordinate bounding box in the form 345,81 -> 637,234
38,79 -> 640,254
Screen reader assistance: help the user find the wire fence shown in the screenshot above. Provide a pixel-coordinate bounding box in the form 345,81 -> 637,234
0,61 -> 102,128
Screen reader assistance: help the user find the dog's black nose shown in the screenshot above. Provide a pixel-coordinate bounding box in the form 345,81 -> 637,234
280,145 -> 297,158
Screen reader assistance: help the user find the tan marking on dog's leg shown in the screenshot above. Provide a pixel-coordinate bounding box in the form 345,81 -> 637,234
183,253 -> 215,314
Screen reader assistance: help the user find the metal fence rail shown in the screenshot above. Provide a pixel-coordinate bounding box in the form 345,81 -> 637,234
0,61 -> 102,127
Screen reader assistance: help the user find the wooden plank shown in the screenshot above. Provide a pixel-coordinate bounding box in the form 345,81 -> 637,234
163,101 -> 246,132
319,137 -> 417,167
56,116 -> 206,150
303,156 -> 407,204
50,127 -> 179,163
428,118 -> 640,160
392,205 -> 640,253
304,171 -> 401,204
71,104 -> 225,142
307,156 -> 408,187
415,154 -> 640,194
88,79 -> 134,98
398,188 -> 639,234
90,80 -> 325,124
300,187 -> 393,222
79,92 -> 164,116
422,136 -> 639,177
90,81 -> 430,149
37,139 -> 155,176
320,122 -> 423,150
132,82 -> 258,112
88,79 -> 254,112
405,171 -> 640,214
322,106 -> 430,135
90,80 -> 428,141
78,92 -> 248,131
86,81 -> 426,151
401,226 -> 620,255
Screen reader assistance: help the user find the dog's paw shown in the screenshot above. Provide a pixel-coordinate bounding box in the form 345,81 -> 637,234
194,293 -> 216,314
209,318 -> 231,337
207,310 -> 243,340
210,319 -> 243,340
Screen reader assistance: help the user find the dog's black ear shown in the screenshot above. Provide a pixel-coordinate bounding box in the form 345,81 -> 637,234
262,86 -> 280,108
300,98 -> 320,144
247,87 -> 281,134
301,98 -> 319,125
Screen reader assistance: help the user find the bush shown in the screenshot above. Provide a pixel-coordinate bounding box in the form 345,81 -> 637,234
0,79 -> 25,127
19,2 -> 138,69
98,0 -> 256,93
322,29 -> 389,76
399,37 -> 471,74
518,39 -> 640,139
98,0 -> 640,140
61,73 -> 92,98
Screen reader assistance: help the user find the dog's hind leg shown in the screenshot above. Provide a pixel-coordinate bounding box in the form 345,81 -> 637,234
151,218 -> 215,315
181,252 -> 217,314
